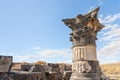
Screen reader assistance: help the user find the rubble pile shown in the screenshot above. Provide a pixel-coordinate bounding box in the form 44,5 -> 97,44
0,55 -> 72,80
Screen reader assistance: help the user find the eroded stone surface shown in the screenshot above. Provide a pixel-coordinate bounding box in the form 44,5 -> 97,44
72,45 -> 97,61
9,72 -> 43,80
0,61 -> 73,80
0,56 -> 12,73
11,63 -> 45,72
63,71 -> 72,80
62,7 -> 104,47
10,62 -> 72,80
73,61 -> 91,73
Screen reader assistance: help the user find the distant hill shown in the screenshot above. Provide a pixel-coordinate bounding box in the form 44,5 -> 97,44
100,62 -> 120,74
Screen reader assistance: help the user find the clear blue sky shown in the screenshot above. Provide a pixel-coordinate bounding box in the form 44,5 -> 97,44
0,0 -> 120,64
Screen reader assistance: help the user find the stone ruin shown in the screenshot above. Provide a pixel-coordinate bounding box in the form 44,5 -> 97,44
0,55 -> 72,80
0,7 -> 105,80
62,7 -> 104,80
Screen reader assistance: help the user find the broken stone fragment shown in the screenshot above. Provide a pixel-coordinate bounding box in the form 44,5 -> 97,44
0,56 -> 13,73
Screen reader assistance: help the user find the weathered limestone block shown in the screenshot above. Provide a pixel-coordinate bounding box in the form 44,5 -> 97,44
46,63 -> 72,80
47,63 -> 72,72
47,63 -> 59,71
72,45 -> 97,61
12,63 -> 45,72
70,61 -> 102,80
26,64 -> 45,72
11,63 -> 46,80
45,72 -> 58,80
9,72 -> 43,80
11,63 -> 24,70
63,71 -> 72,80
59,63 -> 72,72
0,73 -> 9,80
72,61 -> 91,73
0,56 -> 12,73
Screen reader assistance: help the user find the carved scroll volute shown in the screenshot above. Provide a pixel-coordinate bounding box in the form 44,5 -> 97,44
62,7 -> 105,46
62,19 -> 76,30
86,7 -> 105,32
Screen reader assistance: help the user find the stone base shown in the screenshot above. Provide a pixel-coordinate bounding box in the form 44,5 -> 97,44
70,72 -> 102,80
70,61 -> 103,80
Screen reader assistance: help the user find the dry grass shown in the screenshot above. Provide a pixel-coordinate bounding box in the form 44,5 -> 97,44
100,62 -> 120,74
35,61 -> 46,65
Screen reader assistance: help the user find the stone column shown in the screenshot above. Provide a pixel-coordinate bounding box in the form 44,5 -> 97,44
62,7 -> 104,80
